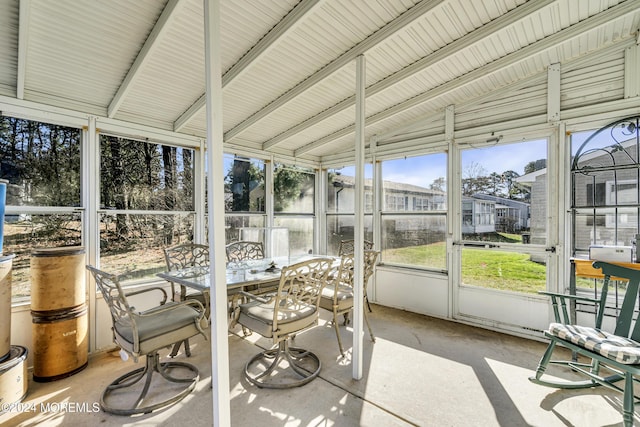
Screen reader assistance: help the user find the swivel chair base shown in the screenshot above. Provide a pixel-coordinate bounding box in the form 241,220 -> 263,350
244,340 -> 321,389
101,352 -> 199,415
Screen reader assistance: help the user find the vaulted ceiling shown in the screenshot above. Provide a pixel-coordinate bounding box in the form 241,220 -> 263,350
1,0 -> 639,161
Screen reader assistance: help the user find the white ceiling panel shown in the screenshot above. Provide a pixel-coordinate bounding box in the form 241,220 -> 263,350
0,0 -> 638,161
0,0 -> 18,94
25,0 -> 164,112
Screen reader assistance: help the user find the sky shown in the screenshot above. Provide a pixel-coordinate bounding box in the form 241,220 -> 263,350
336,139 -> 547,190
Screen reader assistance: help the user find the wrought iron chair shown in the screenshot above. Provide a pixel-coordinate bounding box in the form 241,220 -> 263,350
233,257 -> 333,388
225,240 -> 265,264
163,243 -> 210,357
86,265 -> 208,415
338,239 -> 374,257
338,239 -> 375,312
320,250 -> 379,357
226,240 -> 271,322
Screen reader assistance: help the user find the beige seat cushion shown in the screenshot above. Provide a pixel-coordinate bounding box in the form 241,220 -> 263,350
319,284 -> 353,312
237,299 -> 317,338
114,303 -> 205,355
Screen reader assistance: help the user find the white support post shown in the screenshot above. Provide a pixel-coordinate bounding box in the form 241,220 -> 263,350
624,44 -> 640,99
266,157 -> 274,228
353,54 -> 365,380
370,138 -> 380,304
317,167 -> 327,255
194,139 -> 206,243
445,105 -> 455,319
203,0 -> 231,426
84,116 -> 99,353
547,63 -> 560,123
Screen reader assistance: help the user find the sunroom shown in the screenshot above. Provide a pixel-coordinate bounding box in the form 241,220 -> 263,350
2,0 -> 640,426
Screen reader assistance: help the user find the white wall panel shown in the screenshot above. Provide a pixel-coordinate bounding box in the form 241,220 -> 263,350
455,78 -> 547,132
561,49 -> 625,111
458,287 -> 550,338
374,267 -> 449,319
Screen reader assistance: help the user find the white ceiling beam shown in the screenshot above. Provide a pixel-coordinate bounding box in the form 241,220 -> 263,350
107,0 -> 185,118
224,0 -> 445,141
294,0 -> 640,156
173,93 -> 206,131
262,0 -> 555,151
173,0 -> 323,132
16,0 -> 31,100
377,37 -> 636,142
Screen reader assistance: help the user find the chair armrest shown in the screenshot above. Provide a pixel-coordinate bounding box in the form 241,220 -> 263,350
538,291 -> 602,325
126,286 -> 168,306
239,290 -> 273,304
538,291 -> 601,304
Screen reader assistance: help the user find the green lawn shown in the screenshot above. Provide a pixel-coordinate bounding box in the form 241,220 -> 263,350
384,242 -> 447,269
382,243 -> 547,294
461,248 -> 546,293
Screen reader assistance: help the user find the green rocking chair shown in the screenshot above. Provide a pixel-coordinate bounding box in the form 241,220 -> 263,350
529,261 -> 640,427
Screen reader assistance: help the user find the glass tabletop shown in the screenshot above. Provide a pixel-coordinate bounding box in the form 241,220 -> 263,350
156,254 -> 334,291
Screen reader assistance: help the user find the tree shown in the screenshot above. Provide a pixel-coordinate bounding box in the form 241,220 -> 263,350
462,162 -> 491,196
488,172 -> 503,196
224,158 -> 265,212
429,177 -> 446,192
274,165 -> 313,212
501,170 -> 519,197
524,159 -> 546,174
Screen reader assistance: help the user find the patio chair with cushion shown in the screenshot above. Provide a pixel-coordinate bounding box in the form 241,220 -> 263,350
338,239 -> 375,312
225,240 -> 264,264
320,250 -> 379,357
225,240 -> 274,304
338,239 -> 374,257
233,257 -> 333,389
163,243 -> 210,357
86,265 -> 208,416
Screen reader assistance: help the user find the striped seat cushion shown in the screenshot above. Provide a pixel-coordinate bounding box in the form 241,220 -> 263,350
548,323 -> 640,365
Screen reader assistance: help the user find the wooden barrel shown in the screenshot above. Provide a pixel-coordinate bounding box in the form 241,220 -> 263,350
0,345 -> 28,405
30,247 -> 88,382
0,254 -> 14,363
30,247 -> 86,311
31,304 -> 88,382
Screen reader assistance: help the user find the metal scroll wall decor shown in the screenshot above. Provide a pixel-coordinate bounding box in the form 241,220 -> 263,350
571,115 -> 640,256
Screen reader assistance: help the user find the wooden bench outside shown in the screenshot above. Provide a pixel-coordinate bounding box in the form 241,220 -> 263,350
530,261 -> 640,427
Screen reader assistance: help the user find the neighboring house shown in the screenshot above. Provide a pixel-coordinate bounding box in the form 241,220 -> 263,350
328,174 -> 447,249
572,137 -> 639,250
329,174 -> 533,237
472,193 -> 530,233
517,135 -> 639,252
515,169 -> 547,246
462,196 -> 496,234
329,174 -> 446,213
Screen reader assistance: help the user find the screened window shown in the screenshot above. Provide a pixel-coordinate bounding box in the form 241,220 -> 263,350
223,155 -> 266,243
461,140 -> 542,241
380,154 -> 447,270
326,165 -> 373,255
274,163 -> 315,256
224,155 -> 265,213
1,115 -> 82,301
99,135 -> 195,280
460,139 -> 547,294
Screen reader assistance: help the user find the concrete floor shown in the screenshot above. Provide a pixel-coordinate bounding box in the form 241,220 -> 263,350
1,305 -> 634,427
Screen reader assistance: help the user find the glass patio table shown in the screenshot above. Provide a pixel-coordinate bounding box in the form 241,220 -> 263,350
156,254 -> 337,296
